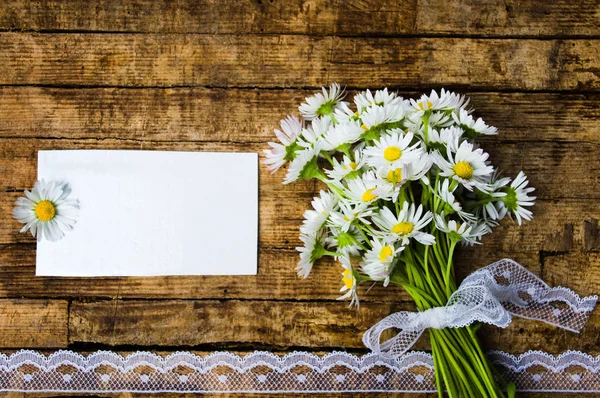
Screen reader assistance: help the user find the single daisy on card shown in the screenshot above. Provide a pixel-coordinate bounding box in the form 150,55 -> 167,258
13,179 -> 79,242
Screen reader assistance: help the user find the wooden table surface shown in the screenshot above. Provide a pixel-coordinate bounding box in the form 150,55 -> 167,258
0,1 -> 598,397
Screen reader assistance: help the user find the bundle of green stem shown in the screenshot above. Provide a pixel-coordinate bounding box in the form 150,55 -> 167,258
264,84 -> 534,397
393,209 -> 507,397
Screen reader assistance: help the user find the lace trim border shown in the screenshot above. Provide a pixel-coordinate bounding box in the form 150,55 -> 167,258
0,350 -> 598,393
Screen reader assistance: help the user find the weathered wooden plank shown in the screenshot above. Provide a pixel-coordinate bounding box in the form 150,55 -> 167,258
1,87 -> 598,143
0,299 -> 68,348
413,0 -> 600,38
69,298 -> 598,354
0,0 -> 598,37
0,243 -> 538,301
0,33 -> 597,90
543,252 -> 600,298
0,246 -> 397,301
69,299 -> 422,348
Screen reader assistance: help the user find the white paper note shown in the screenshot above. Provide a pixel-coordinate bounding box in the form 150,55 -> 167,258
36,150 -> 258,276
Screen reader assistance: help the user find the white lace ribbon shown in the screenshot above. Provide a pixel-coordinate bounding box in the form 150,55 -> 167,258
363,259 -> 598,358
2,349 -> 600,392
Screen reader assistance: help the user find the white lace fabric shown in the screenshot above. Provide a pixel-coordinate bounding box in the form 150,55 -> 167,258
363,259 -> 598,358
2,259 -> 596,393
0,350 -> 599,393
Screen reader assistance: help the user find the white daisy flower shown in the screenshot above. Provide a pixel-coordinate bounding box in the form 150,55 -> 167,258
378,152 -> 433,191
435,179 -> 477,222
410,153 -> 434,183
453,109 -> 498,137
373,203 -> 435,245
300,190 -> 338,235
363,130 -> 423,171
465,222 -> 492,245
325,151 -> 364,181
328,200 -> 374,232
298,117 -> 331,149
263,115 -> 304,173
410,89 -> 469,114
354,88 -> 403,111
299,83 -> 347,120
427,111 -> 455,128
295,230 -> 328,278
283,144 -> 321,184
333,102 -> 360,124
428,126 -> 464,148
433,214 -> 488,245
405,111 -> 453,133
338,256 -> 359,307
498,171 -> 536,225
361,239 -> 405,286
343,171 -> 393,205
321,121 -> 363,151
13,179 -> 80,242
359,104 -> 405,131
476,173 -> 511,222
432,140 -> 494,192
326,226 -> 364,257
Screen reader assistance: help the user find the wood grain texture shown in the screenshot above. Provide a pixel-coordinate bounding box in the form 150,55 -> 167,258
0,244 -> 540,301
0,33 -> 598,90
68,297 -> 600,354
69,299 -> 427,349
0,88 -> 598,143
0,1 -> 598,394
543,252 -> 600,297
0,0 -> 598,37
0,299 -> 68,348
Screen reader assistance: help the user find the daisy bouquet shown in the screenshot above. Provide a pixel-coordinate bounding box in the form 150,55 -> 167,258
264,84 -> 535,397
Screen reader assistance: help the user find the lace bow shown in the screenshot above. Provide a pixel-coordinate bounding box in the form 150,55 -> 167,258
363,259 -> 598,358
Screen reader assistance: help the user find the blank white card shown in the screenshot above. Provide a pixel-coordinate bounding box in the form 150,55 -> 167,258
36,150 -> 258,276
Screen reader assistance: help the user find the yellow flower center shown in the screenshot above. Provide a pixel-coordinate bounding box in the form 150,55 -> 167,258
417,101 -> 432,110
392,221 -> 414,235
387,168 -> 403,183
360,124 -> 368,130
453,161 -> 474,179
383,146 -> 402,161
379,245 -> 394,262
342,269 -> 354,289
349,162 -> 357,170
34,200 -> 56,222
361,188 -> 377,202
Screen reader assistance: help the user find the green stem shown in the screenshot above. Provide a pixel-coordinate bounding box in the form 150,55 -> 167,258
423,246 -> 445,305
466,326 -> 505,397
321,151 -> 335,167
431,330 -> 466,397
355,224 -> 372,249
444,240 -> 457,297
431,334 -> 458,397
434,330 -> 481,397
431,337 -> 446,398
